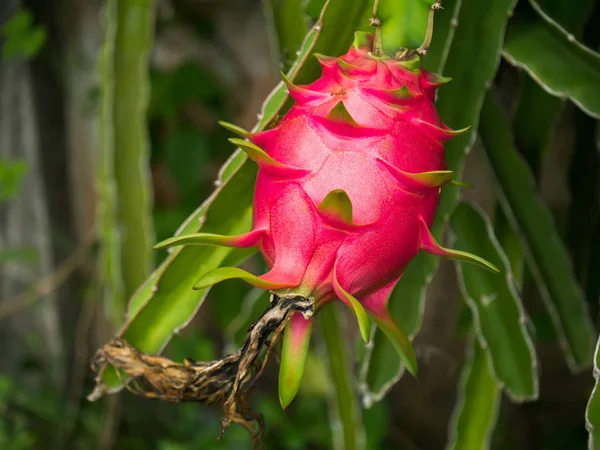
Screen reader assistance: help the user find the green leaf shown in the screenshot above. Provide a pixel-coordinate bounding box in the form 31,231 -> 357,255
360,0 -> 516,404
503,0 -> 600,119
320,304 -> 365,450
420,219 -> 500,273
333,277 -> 371,344
229,138 -> 307,176
478,93 -> 595,370
279,313 -> 313,409
447,334 -> 501,450
91,0 -> 374,397
193,266 -> 295,290
450,202 -> 538,401
377,157 -> 454,188
153,230 -> 262,250
218,121 -> 250,138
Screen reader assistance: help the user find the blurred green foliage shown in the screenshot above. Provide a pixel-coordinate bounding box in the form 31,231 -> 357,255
0,159 -> 27,202
1,8 -> 46,62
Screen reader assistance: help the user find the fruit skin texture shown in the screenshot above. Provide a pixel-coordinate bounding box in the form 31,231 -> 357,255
156,32 -> 496,406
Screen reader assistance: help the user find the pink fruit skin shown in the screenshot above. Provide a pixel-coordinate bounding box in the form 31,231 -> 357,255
246,36 -> 455,318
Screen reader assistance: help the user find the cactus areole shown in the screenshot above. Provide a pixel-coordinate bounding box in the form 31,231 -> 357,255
155,32 -> 497,409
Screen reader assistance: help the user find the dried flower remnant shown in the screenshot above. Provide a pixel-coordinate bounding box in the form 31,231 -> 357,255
89,295 -> 314,448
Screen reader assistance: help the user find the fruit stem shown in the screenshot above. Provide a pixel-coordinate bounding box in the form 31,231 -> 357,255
371,0 -> 383,56
416,1 -> 442,55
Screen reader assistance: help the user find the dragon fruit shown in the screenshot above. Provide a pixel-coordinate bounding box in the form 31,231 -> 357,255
155,31 -> 497,408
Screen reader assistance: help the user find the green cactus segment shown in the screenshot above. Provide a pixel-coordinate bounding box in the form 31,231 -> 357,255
503,2 -> 600,119
333,266 -> 371,343
447,335 -> 501,450
419,218 -> 500,273
371,312 -> 418,376
451,203 -> 538,401
376,0 -> 438,53
228,138 -> 308,178
278,313 -> 314,409
193,267 -> 297,291
318,189 -> 354,225
218,121 -> 250,138
586,339 -> 600,448
479,94 -> 595,370
153,229 -> 264,250
320,304 -> 366,450
325,101 -> 360,126
114,0 -> 156,285
377,157 -> 453,190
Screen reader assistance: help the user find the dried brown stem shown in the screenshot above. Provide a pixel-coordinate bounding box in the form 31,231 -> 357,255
89,295 -> 314,448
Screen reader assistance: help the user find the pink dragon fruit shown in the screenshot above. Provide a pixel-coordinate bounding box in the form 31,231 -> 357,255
155,32 -> 496,408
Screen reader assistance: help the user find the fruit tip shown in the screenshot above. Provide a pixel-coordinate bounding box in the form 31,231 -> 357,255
219,121 -> 250,138
278,389 -> 293,410
450,180 -> 474,189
